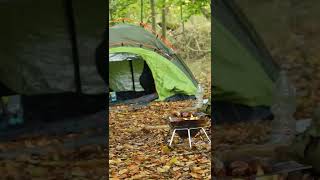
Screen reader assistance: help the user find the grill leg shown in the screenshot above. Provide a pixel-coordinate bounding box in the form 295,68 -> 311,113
201,127 -> 211,144
169,129 -> 176,147
188,129 -> 192,149
166,129 -> 172,143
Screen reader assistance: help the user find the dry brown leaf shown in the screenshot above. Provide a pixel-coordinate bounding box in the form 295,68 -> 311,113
190,172 -> 201,179
118,169 -> 128,175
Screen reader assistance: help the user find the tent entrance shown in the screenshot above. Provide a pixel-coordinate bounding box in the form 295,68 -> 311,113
109,53 -> 156,101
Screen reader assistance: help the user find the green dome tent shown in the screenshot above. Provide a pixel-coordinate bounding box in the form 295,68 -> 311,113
109,23 -> 198,101
213,0 -> 280,122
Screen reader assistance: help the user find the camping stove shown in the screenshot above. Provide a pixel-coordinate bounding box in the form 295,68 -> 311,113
167,112 -> 211,148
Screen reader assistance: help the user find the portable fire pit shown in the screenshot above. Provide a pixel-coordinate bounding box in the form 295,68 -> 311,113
167,111 -> 211,148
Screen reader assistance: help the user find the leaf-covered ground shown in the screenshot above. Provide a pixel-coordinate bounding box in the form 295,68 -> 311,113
109,101 -> 211,179
0,129 -> 106,179
214,121 -> 272,151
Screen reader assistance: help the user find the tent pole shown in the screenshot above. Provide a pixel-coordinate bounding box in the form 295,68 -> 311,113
66,0 -> 82,94
129,60 -> 136,91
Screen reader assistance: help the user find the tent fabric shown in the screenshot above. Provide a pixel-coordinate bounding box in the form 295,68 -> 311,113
0,0 -> 107,95
109,24 -> 174,57
213,20 -> 274,106
213,0 -> 279,107
109,24 -> 198,86
215,0 -> 279,81
109,47 -> 197,101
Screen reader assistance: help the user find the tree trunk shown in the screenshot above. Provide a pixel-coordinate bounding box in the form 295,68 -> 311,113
200,7 -> 210,20
109,0 -> 113,21
150,0 -> 156,31
180,4 -> 184,33
140,0 -> 144,22
161,0 -> 167,39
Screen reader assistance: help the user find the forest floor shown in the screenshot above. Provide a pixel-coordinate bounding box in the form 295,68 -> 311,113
109,101 -> 211,179
0,128 -> 106,179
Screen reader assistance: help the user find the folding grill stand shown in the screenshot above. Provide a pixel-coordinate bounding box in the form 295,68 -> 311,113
168,127 -> 211,149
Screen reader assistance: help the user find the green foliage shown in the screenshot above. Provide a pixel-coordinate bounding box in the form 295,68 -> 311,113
180,0 -> 211,20
109,0 -> 140,20
109,0 -> 210,23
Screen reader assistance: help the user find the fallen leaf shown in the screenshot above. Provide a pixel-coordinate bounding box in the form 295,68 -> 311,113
190,172 -> 201,178
169,157 -> 179,165
161,145 -> 172,154
173,167 -> 181,171
118,169 -> 128,175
